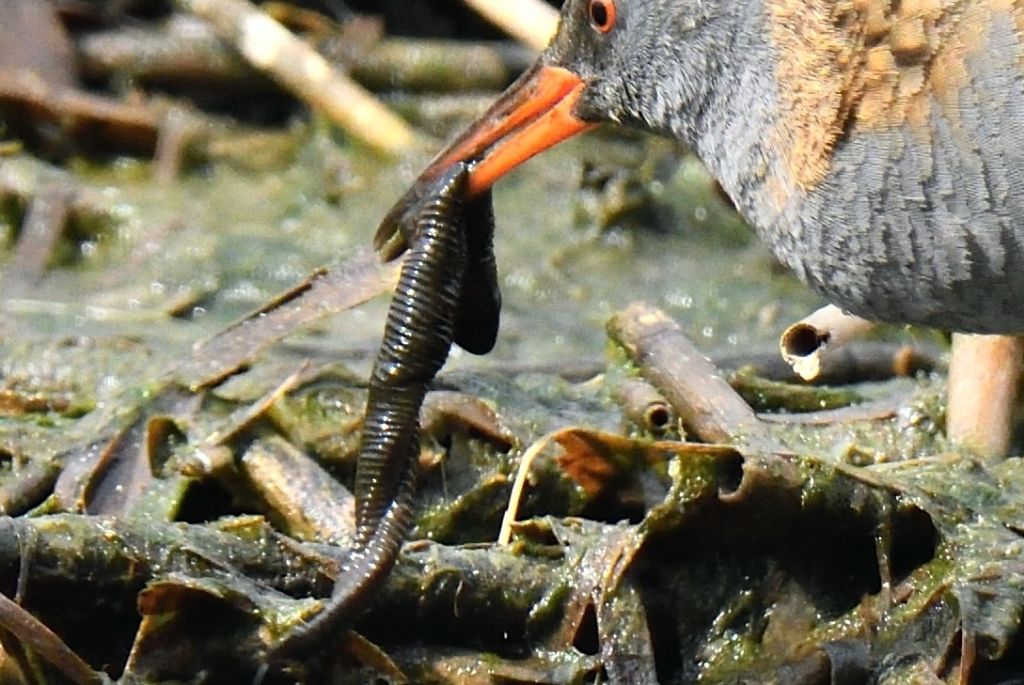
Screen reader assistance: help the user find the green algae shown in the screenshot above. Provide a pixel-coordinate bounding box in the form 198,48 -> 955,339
3,115 -> 1022,683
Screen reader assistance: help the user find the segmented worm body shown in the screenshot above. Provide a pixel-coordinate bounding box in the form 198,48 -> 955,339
380,171 -> 501,356
271,162 -> 500,658
452,189 -> 500,355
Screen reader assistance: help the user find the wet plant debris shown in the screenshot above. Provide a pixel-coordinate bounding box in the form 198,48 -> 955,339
1,1 -> 1023,684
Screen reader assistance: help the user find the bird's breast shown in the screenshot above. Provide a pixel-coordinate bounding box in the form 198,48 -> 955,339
746,0 -> 1024,332
762,0 -> 1024,197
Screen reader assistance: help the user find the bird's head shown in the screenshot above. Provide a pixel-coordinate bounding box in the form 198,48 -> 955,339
547,0 -> 724,129
375,0 -> 730,258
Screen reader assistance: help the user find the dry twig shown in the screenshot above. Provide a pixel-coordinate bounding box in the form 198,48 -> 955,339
715,343 -> 938,385
0,72 -> 160,153
240,436 -> 356,545
178,249 -> 399,390
462,0 -> 560,51
499,430 -> 560,545
607,302 -> 778,450
780,305 -> 876,381
612,377 -> 674,433
0,182 -> 73,297
0,592 -> 102,685
175,0 -> 416,154
78,17 -> 530,95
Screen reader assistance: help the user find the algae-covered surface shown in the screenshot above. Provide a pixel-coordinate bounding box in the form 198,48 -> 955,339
1,130 -> 820,366
1,47 -> 1023,685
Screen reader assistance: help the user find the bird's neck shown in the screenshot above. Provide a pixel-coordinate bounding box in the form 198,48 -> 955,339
678,9 -> 795,231
629,3 -> 819,232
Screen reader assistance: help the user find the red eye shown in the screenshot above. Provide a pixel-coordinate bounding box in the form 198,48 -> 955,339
588,0 -> 617,33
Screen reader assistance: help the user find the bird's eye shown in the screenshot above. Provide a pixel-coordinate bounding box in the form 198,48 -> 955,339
588,0 -> 617,33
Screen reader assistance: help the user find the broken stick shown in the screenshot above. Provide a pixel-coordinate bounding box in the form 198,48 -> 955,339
461,0 -> 560,52
175,0 -> 417,154
607,302 -> 778,450
780,305 -> 876,382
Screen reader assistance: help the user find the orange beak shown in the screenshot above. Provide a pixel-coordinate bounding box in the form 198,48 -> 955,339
375,63 -> 596,259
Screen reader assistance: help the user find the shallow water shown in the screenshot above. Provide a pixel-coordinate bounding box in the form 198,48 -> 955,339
1,126 -> 835,374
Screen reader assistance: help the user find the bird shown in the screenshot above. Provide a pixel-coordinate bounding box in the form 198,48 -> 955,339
376,0 -> 1024,454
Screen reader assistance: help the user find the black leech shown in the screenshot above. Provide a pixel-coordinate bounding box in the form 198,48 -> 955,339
270,164 -> 472,658
453,189 -> 501,355
374,174 -> 432,261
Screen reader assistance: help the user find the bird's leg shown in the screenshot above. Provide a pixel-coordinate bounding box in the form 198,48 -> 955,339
946,333 -> 1024,459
